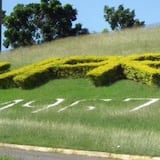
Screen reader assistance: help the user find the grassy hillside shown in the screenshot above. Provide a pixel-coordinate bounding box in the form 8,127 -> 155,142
1,79 -> 160,157
1,27 -> 160,68
1,27 -> 160,157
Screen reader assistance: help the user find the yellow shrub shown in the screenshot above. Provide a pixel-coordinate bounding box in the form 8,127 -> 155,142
1,54 -> 160,89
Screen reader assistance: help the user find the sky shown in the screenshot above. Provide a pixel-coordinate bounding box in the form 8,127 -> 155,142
3,0 -> 160,32
2,0 -> 160,51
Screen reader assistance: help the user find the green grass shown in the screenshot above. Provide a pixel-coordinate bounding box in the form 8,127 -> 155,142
0,79 -> 160,156
1,27 -> 160,157
1,27 -> 160,69
0,157 -> 16,160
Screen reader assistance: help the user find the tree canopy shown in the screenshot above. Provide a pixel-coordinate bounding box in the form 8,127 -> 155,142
104,4 -> 145,30
3,0 -> 89,48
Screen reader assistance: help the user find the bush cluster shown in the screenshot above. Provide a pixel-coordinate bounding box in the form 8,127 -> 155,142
87,62 -> 124,86
122,61 -> 160,86
1,53 -> 160,89
0,57 -> 106,89
88,54 -> 160,86
0,62 -> 10,74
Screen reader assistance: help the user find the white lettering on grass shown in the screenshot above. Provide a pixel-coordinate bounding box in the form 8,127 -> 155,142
86,106 -> 96,111
0,99 -> 24,111
58,99 -> 112,112
23,101 -> 35,108
100,99 -> 112,102
0,98 -> 159,113
32,98 -> 64,113
58,99 -> 86,112
124,98 -> 160,112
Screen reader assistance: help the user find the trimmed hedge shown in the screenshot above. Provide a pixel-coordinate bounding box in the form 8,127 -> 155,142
1,53 -> 160,89
0,56 -> 108,89
122,61 -> 160,86
0,67 -> 30,89
63,56 -> 106,64
14,64 -> 55,89
0,62 -> 10,74
87,53 -> 160,87
87,62 -> 124,86
14,61 -> 107,89
128,53 -> 160,61
53,62 -> 106,78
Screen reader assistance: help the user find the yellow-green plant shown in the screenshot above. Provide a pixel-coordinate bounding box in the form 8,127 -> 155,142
1,53 -> 160,89
0,62 -> 10,73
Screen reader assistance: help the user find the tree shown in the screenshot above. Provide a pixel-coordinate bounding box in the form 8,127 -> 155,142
3,0 -> 89,49
104,4 -> 145,30
0,0 -> 6,52
3,4 -> 38,48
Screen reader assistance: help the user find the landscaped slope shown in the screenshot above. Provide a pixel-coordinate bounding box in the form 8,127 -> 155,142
1,27 -> 160,69
1,27 -> 160,157
1,53 -> 160,89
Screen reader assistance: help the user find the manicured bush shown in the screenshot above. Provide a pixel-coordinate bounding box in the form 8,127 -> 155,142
128,53 -> 160,61
0,64 -> 40,88
0,70 -> 21,89
122,61 -> 160,86
87,62 -> 124,86
141,61 -> 160,69
52,62 -> 105,79
14,64 -> 55,89
0,62 -> 11,73
1,54 -> 160,89
63,56 -> 106,65
0,58 -> 61,89
14,61 -> 105,89
10,57 -> 107,89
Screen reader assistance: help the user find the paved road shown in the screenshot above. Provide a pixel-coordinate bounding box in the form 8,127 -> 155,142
0,147 -> 113,160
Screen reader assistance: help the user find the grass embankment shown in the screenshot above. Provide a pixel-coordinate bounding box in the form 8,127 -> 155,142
0,79 -> 160,156
0,157 -> 16,160
1,27 -> 160,69
0,27 -> 160,156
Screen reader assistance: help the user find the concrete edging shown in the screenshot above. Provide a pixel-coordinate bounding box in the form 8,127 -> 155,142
0,143 -> 160,160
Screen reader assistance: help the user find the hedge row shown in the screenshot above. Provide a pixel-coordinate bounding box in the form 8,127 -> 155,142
0,62 -> 10,74
1,53 -> 160,89
123,54 -> 160,86
14,64 -> 54,89
0,59 -> 61,89
122,61 -> 160,86
0,56 -> 108,89
127,53 -> 160,61
87,53 -> 160,87
87,62 -> 124,86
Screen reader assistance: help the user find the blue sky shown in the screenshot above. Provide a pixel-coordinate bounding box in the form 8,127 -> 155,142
2,0 -> 160,51
3,0 -> 160,32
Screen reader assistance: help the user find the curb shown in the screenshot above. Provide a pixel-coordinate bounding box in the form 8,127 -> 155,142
0,143 -> 160,160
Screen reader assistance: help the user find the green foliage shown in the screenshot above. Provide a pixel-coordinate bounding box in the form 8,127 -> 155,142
123,61 -> 160,86
0,62 -> 10,73
0,57 -> 103,89
102,28 -> 109,33
0,69 -> 25,89
104,4 -> 145,30
3,4 -> 38,48
52,63 -> 97,79
3,0 -> 89,49
0,157 -> 16,160
0,73 -> 16,89
0,60 -> 58,89
14,65 -> 54,89
88,54 -> 160,87
87,62 -> 124,86
1,54 -> 160,89
14,57 -> 105,89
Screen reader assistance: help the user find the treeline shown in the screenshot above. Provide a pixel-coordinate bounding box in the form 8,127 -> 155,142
2,0 -> 145,49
